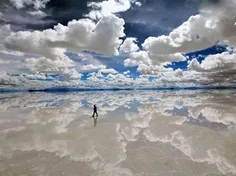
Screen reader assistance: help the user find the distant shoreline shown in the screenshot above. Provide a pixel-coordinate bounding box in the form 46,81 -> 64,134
0,86 -> 236,93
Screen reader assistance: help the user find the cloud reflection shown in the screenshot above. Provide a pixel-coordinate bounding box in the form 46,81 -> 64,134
0,90 -> 236,176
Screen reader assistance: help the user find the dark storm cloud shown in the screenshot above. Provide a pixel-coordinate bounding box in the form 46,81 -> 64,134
42,0 -> 92,28
0,0 -> 224,31
0,0 -> 52,30
119,0 -> 199,43
120,0 -> 223,43
0,0 -> 103,30
0,0 -> 206,32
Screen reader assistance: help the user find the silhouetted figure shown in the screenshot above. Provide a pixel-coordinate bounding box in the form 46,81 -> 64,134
92,104 -> 98,117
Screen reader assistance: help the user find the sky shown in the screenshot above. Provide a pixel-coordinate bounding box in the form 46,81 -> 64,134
0,0 -> 236,90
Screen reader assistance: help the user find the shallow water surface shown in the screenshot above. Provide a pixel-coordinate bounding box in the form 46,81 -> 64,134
0,90 -> 236,176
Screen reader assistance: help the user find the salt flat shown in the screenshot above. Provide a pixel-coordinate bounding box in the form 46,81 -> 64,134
0,90 -> 236,176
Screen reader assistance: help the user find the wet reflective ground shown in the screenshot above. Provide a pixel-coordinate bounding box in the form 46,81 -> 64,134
0,90 -> 236,176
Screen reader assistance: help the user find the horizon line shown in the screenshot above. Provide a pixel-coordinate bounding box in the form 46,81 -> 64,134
0,86 -> 236,93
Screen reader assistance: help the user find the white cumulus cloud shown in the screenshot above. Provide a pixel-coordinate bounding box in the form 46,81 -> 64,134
86,0 -> 141,20
188,52 -> 236,85
119,37 -> 139,53
143,0 -> 236,55
4,14 -> 125,75
5,14 -> 125,56
124,50 -> 184,75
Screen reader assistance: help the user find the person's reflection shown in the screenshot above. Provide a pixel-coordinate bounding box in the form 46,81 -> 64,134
92,116 -> 98,127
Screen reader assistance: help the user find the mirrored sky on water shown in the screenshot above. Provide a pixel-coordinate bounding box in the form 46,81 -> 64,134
0,90 -> 236,176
